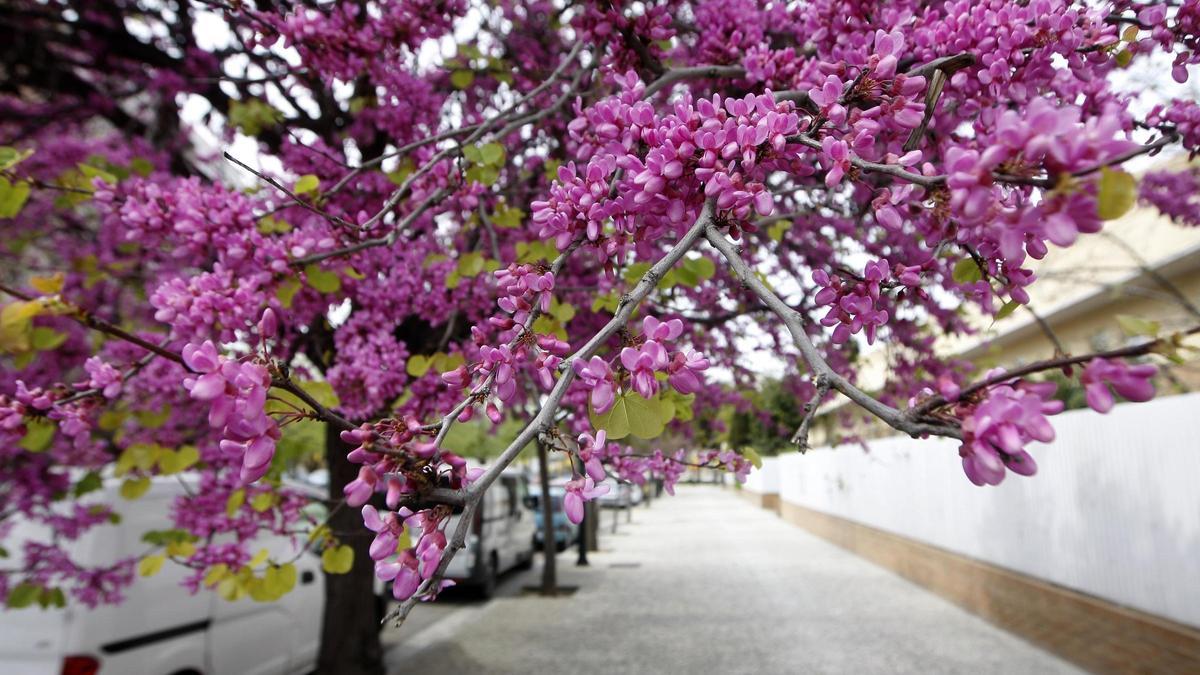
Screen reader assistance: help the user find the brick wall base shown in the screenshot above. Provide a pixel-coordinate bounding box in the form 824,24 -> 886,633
778,500 -> 1200,674
736,489 -> 780,513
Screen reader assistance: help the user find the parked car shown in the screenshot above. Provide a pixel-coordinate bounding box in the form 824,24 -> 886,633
438,470 -> 536,598
0,475 -> 325,675
527,486 -> 578,551
596,478 -> 643,508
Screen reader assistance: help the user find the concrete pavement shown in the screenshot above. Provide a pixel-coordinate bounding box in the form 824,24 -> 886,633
384,485 -> 1080,674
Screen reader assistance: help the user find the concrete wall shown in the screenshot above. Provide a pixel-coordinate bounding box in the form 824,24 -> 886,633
779,392 -> 1200,629
742,456 -> 780,495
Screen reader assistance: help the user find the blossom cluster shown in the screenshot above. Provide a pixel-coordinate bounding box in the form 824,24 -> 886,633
573,316 -> 709,414
956,377 -> 1062,487
1140,168 -> 1200,228
812,261 -> 900,345
181,340 -> 280,484
339,420 -> 478,601
534,78 -> 802,257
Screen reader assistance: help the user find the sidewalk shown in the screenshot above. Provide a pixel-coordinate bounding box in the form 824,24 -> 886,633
385,485 -> 1080,674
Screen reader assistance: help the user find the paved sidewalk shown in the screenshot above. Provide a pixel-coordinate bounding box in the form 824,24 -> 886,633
385,485 -> 1079,674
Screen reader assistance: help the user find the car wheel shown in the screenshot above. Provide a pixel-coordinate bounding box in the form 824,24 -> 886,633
478,553 -> 498,600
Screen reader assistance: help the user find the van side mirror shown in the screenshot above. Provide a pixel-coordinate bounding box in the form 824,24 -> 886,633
523,496 -> 537,509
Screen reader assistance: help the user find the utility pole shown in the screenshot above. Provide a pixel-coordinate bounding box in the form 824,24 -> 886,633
535,438 -> 557,596
575,501 -> 589,566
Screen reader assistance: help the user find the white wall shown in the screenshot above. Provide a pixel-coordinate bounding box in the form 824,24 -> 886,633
742,456 -> 780,494
778,392 -> 1200,629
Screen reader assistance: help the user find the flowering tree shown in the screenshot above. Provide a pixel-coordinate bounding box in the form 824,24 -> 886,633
3,0 -> 1199,672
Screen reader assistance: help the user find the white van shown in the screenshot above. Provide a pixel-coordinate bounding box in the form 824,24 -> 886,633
0,476 -> 324,675
440,470 -> 537,598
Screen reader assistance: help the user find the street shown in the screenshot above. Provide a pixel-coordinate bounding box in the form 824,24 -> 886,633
383,485 -> 1080,674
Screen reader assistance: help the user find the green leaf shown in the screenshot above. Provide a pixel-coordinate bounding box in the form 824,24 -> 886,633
450,69 -> 475,89
40,587 -> 65,609
19,419 -> 55,453
228,99 -> 282,136
431,352 -> 466,373
741,446 -> 763,469
691,257 -> 716,281
276,278 -> 302,308
0,178 -> 31,218
768,219 -> 793,242
996,300 -> 1021,320
139,554 -> 166,577
321,545 -> 354,574
304,265 -> 341,294
479,143 -> 505,166
623,262 -> 652,285
74,471 -> 103,498
1116,314 -> 1160,338
226,488 -> 246,517
406,354 -> 432,377
30,327 -> 67,351
158,446 -> 200,475
491,203 -> 524,228
462,145 -> 484,164
6,582 -> 40,609
78,163 -> 117,185
549,299 -> 576,323
135,404 -> 172,429
591,292 -> 620,314
293,174 -> 320,196
119,476 -> 151,500
456,252 -> 486,277
1097,168 -> 1137,221
952,258 -> 983,284
250,492 -> 275,512
0,146 -> 33,172
531,315 -> 567,341
589,392 -> 673,440
142,529 -> 196,546
129,157 -> 154,177
257,215 -> 292,235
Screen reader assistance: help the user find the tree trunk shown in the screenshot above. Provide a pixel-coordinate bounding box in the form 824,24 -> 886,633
535,439 -> 558,596
317,424 -> 385,675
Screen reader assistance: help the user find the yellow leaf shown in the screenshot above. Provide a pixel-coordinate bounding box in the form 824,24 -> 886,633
250,492 -> 275,512
269,563 -> 297,596
216,576 -> 243,601
248,548 -> 270,568
166,541 -> 196,559
29,273 -> 64,295
450,69 -> 475,89
276,278 -> 302,308
204,564 -> 230,587
304,264 -> 341,294
0,300 -> 42,353
226,489 -> 246,517
119,476 -> 151,500
138,554 -> 166,577
406,354 -> 432,377
19,419 -> 56,453
321,545 -> 354,574
1097,168 -> 1137,220
158,445 -> 199,475
293,174 -> 320,196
